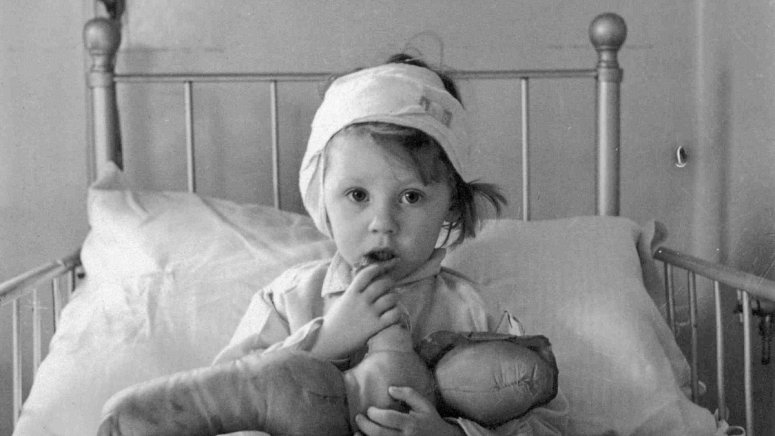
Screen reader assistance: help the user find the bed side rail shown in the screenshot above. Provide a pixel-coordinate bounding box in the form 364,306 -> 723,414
654,246 -> 775,436
0,250 -> 82,428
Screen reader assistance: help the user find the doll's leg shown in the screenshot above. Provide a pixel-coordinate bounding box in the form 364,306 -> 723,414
98,350 -> 351,436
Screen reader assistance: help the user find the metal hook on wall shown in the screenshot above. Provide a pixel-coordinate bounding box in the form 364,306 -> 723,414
674,145 -> 689,168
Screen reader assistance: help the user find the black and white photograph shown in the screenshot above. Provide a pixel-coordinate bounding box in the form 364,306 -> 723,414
2,1 -> 774,435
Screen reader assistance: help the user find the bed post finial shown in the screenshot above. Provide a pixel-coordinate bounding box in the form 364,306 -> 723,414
84,17 -> 121,74
590,13 -> 627,67
84,17 -> 123,179
589,13 -> 626,216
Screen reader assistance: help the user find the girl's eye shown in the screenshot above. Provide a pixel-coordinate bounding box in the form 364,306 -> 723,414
401,191 -> 423,204
346,189 -> 368,203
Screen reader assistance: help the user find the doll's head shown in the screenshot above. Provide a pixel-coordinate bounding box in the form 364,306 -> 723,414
300,55 -> 505,277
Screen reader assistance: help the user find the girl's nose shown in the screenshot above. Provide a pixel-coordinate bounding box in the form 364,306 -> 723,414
368,202 -> 398,234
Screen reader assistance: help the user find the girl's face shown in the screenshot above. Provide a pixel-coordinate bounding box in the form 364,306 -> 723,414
323,131 -> 454,281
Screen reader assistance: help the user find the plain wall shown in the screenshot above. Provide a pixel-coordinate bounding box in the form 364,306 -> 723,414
2,0 -> 774,433
0,1 -> 92,432
700,1 -> 775,431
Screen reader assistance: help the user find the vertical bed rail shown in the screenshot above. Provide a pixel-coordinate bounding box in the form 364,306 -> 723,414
269,80 -> 281,209
713,281 -> 727,421
184,81 -> 197,193
520,78 -> 531,221
741,293 -> 754,434
11,299 -> 21,426
688,272 -> 700,401
665,263 -> 678,332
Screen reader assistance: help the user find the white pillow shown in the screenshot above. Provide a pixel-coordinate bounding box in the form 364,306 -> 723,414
444,217 -> 718,435
14,165 -> 336,436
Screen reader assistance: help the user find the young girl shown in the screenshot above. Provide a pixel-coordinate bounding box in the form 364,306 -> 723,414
213,55 -> 568,435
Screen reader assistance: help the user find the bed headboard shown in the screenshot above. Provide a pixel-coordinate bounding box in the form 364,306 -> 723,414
82,12 -> 626,219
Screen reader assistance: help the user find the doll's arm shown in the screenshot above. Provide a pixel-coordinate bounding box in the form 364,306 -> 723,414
418,332 -> 560,428
98,350 -> 351,436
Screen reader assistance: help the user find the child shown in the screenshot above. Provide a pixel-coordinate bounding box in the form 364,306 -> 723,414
212,54 -> 568,435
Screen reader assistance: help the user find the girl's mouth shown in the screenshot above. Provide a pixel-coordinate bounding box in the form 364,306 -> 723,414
353,249 -> 398,272
366,249 -> 396,262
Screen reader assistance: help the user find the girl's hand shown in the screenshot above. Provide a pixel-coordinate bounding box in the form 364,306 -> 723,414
354,386 -> 465,436
312,260 -> 403,360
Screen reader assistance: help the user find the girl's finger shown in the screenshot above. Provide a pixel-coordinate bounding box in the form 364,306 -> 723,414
388,386 -> 435,413
372,291 -> 399,315
378,306 -> 404,327
348,259 -> 398,294
361,275 -> 399,303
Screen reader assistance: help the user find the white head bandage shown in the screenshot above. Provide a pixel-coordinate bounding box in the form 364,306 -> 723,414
299,63 -> 475,236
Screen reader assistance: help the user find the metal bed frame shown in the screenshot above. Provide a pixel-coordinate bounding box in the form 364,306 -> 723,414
2,10 -> 775,435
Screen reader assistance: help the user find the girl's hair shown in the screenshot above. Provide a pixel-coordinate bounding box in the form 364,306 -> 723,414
326,53 -> 507,247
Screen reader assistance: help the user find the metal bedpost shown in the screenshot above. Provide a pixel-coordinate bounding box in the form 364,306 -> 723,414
84,17 -> 122,180
589,13 -> 626,216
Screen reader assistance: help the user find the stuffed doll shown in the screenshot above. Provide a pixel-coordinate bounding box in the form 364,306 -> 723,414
97,322 -> 557,436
